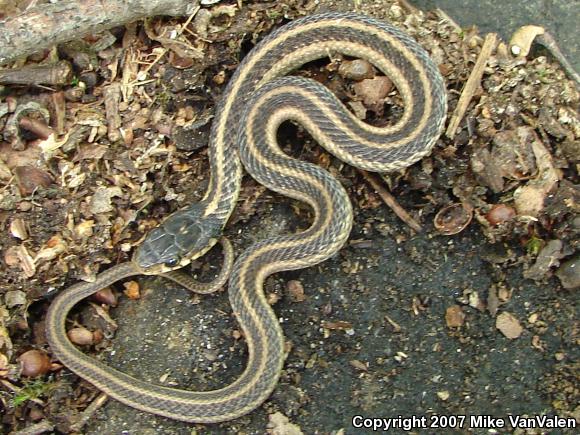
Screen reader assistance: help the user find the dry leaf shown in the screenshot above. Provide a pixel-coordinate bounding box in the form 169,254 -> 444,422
349,359 -> 369,371
510,25 -> 545,57
523,239 -> 564,281
13,245 -> 36,277
89,186 -> 123,214
555,256 -> 580,289
513,128 -> 561,217
35,235 -> 67,263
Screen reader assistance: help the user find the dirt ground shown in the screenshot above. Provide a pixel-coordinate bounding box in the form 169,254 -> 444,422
0,0 -> 578,434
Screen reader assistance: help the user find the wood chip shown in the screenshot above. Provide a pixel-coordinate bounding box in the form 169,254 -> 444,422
445,305 -> 466,328
123,281 -> 141,300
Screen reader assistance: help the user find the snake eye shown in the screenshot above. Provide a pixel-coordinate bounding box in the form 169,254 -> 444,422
165,258 -> 179,268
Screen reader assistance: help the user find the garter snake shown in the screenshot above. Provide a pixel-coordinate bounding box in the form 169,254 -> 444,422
46,12 -> 447,423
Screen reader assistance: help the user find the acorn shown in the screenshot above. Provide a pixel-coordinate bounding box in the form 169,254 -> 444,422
67,327 -> 94,346
19,350 -> 51,377
92,287 -> 118,306
486,204 -> 516,226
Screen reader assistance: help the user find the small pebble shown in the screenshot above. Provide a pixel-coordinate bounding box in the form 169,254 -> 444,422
353,76 -> 393,106
287,280 -> 305,302
555,256 -> 579,289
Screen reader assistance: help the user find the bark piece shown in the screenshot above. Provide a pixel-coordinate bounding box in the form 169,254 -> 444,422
0,0 -> 201,65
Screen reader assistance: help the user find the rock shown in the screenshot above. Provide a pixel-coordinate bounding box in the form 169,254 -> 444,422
555,256 -> 580,289
523,239 -> 564,281
496,312 -> 523,339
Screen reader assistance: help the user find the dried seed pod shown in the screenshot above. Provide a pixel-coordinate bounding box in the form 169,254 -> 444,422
434,204 -> 473,235
19,349 -> 51,377
67,327 -> 94,346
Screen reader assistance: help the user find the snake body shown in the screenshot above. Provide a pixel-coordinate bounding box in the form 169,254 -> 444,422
46,13 -> 446,423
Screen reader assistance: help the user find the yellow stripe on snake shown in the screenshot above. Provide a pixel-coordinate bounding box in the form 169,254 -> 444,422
46,12 -> 447,423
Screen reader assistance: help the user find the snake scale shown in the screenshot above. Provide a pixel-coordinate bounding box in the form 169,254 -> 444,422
46,12 -> 447,423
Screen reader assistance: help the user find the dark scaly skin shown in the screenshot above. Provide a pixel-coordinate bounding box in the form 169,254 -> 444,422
46,13 -> 447,423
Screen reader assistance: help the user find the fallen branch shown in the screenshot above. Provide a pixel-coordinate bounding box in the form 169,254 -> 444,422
446,32 -> 497,139
359,169 -> 422,233
0,0 -> 200,65
537,33 -> 580,87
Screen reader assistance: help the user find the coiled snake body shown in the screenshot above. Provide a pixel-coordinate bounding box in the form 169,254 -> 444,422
46,13 -> 447,423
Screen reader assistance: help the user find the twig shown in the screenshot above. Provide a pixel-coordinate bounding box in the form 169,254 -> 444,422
446,33 -> 498,139
0,61 -> 72,86
434,8 -> 463,33
359,170 -> 422,233
69,393 -> 109,432
4,102 -> 50,150
11,420 -> 55,435
537,32 -> 580,87
19,117 -> 54,140
396,0 -> 419,14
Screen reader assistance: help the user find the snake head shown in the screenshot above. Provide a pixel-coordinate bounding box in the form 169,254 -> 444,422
134,205 -> 222,274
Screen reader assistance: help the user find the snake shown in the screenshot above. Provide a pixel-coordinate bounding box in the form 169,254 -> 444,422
45,12 -> 447,423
